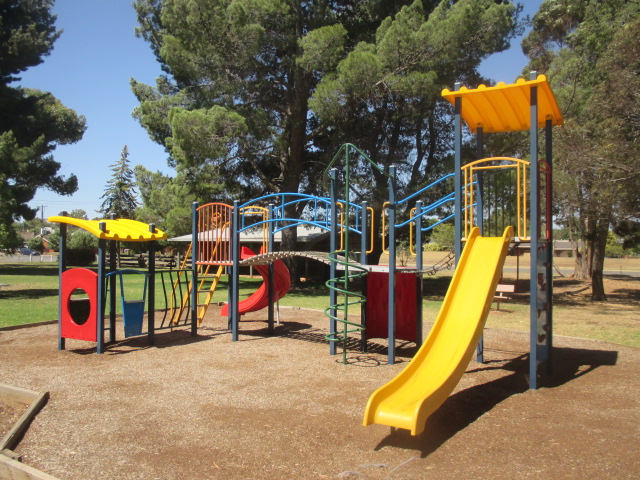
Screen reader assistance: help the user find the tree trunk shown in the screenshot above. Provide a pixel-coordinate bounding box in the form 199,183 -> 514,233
278,40 -> 310,287
590,220 -> 610,301
571,241 -> 584,278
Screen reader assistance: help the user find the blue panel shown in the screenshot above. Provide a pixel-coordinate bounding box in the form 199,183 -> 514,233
123,301 -> 145,337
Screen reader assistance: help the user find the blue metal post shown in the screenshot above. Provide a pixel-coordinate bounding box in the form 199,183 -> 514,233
529,72 -> 540,389
329,168 -> 338,355
268,204 -> 275,335
360,200 -> 368,352
191,202 -> 198,335
231,200 -> 240,341
388,165 -> 397,365
545,118 -> 554,375
415,200 -> 423,347
96,221 -> 107,354
108,237 -> 117,344
58,212 -> 67,351
148,223 -> 156,345
476,126 -> 485,363
476,127 -> 484,234
454,82 -> 463,264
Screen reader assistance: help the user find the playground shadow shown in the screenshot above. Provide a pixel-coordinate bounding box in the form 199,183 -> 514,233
0,287 -> 58,300
373,345 -> 619,458
231,320 -> 418,363
63,325 -> 224,355
231,320 -> 314,341
0,265 -> 60,276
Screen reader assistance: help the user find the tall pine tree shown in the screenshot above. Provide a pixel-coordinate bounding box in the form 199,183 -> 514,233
100,146 -> 138,219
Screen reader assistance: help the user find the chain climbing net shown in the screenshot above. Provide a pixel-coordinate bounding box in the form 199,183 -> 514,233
423,251 -> 455,276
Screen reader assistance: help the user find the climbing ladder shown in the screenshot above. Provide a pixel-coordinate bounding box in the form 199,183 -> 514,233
170,233 -> 229,326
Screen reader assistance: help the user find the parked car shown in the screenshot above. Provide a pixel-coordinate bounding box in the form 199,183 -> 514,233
20,248 -> 40,255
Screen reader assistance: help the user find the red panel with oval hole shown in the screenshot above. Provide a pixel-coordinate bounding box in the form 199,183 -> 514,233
61,268 -> 98,342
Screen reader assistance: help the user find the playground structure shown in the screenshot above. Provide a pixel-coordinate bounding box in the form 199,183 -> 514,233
178,74 -> 561,385
47,74 -> 561,440
48,216 -> 171,353
363,73 -> 563,434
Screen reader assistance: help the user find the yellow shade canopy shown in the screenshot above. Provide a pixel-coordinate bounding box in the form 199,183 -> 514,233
441,75 -> 564,134
48,216 -> 167,242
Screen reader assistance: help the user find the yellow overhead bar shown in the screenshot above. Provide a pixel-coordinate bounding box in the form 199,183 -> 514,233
48,216 -> 167,242
441,74 -> 564,133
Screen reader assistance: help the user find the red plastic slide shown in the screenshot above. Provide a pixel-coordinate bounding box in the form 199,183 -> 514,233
221,246 -> 291,316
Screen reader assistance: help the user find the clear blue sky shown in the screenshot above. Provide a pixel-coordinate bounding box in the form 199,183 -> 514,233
21,0 -> 542,220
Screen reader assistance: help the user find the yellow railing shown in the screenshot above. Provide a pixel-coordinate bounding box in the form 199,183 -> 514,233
239,205 -> 269,252
462,157 -> 530,240
336,201 -> 375,254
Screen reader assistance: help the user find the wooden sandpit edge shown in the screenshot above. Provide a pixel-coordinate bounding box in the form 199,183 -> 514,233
0,383 -> 60,480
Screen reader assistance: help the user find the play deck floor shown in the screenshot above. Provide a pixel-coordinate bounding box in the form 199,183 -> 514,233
1,307 -> 638,479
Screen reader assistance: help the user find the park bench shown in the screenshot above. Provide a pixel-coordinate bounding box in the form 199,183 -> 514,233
107,254 -> 177,269
493,283 -> 515,310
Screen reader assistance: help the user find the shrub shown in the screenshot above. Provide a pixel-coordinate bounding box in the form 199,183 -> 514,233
430,223 -> 454,251
65,247 -> 96,266
67,230 -> 98,250
424,242 -> 443,252
27,237 -> 45,253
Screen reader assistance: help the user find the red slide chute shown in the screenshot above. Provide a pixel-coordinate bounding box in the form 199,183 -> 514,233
221,246 -> 291,316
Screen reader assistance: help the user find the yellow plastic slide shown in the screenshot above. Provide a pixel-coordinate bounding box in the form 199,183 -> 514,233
363,226 -> 513,435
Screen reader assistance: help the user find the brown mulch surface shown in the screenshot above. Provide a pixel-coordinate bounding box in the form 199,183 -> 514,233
1,308 -> 639,480
0,398 -> 27,440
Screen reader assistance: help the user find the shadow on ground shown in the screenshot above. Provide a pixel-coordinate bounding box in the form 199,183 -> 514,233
374,345 -> 618,458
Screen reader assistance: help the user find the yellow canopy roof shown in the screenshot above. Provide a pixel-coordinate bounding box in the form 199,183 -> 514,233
48,217 -> 167,242
441,75 -> 564,134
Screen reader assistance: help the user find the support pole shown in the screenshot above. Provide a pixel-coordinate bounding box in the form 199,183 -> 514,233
476,127 -> 485,363
96,222 -> 107,354
108,237 -> 117,344
58,212 -> 67,351
454,83 -> 463,264
267,204 -> 275,335
476,127 -> 485,234
231,200 -> 240,341
529,72 -> 540,389
148,223 -> 156,345
545,118 -> 554,375
329,168 -> 338,356
388,165 -> 397,365
191,202 -> 198,336
360,201 -> 368,352
415,201 -> 423,348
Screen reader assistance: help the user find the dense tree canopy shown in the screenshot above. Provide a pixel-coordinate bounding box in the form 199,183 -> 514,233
523,0 -> 640,300
134,165 -> 196,238
0,0 -> 86,251
131,0 -> 520,257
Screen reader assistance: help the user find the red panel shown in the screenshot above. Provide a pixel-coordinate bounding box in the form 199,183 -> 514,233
365,270 -> 418,342
61,268 -> 98,342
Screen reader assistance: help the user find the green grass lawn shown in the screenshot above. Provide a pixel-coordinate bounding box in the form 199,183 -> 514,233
0,263 -> 60,327
1,263 -> 638,349
0,263 -> 331,328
